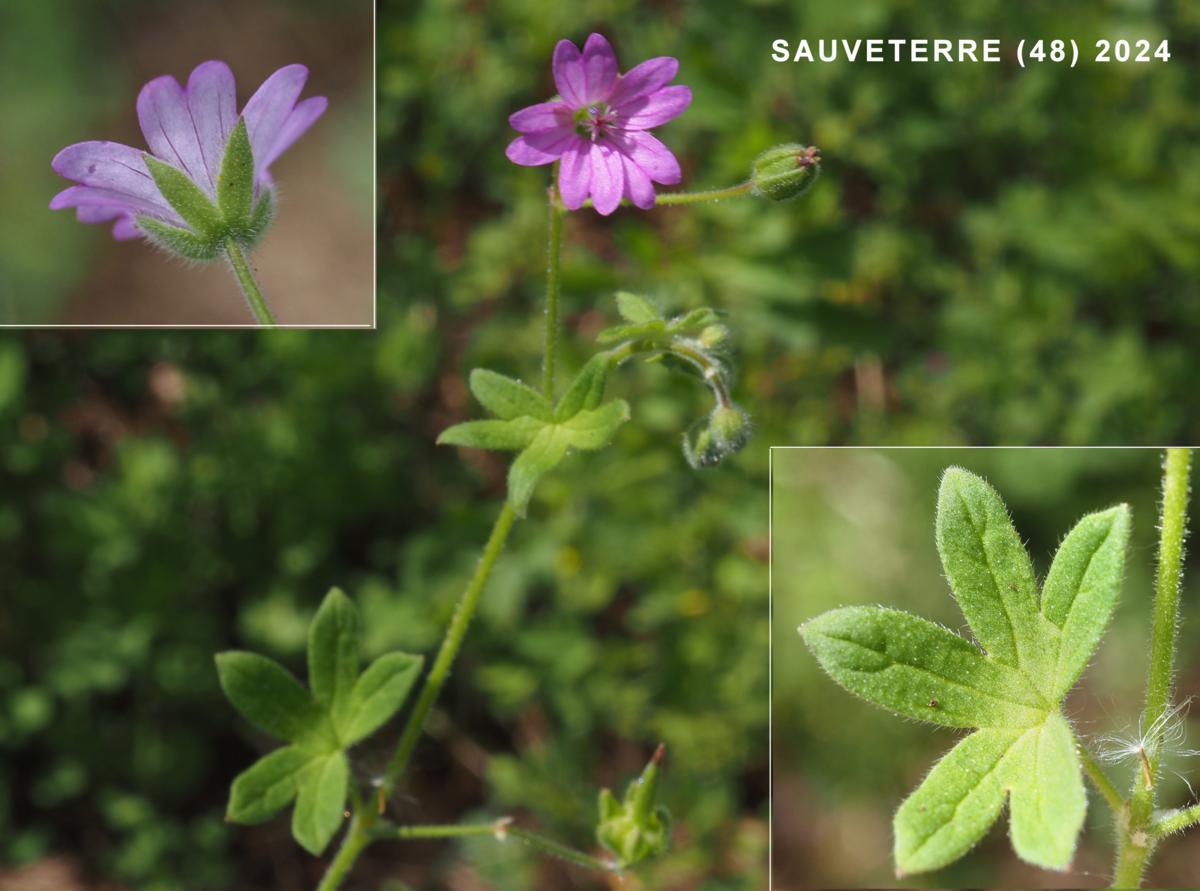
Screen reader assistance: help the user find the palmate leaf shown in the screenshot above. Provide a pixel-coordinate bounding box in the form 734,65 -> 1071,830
800,466 -> 1131,876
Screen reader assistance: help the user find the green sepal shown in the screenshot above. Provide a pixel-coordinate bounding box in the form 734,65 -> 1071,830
307,588 -> 359,724
799,606 -> 1048,728
214,651 -> 336,751
136,215 -> 222,261
144,154 -> 223,237
469,369 -> 553,421
437,417 -> 544,451
615,291 -> 662,324
226,744 -> 318,824
935,467 -> 1044,675
291,750 -> 349,856
341,651 -> 423,745
666,307 -> 720,334
237,188 -> 275,249
1041,505 -> 1130,699
554,354 -> 612,421
596,745 -> 671,868
218,118 -> 255,228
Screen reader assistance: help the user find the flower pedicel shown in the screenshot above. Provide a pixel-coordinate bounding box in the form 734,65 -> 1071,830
50,61 -> 327,325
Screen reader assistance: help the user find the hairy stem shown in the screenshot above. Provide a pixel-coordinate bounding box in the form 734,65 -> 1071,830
1080,743 -> 1125,817
379,820 -> 616,872
581,181 -> 754,210
1152,803 -> 1200,837
507,827 -> 617,872
1111,448 -> 1192,889
543,178 -> 564,400
315,814 -> 372,891
607,337 -> 732,407
225,242 -> 276,326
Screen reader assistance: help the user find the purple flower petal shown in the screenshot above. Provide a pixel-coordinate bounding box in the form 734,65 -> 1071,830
506,128 -> 575,166
613,131 -> 681,184
509,100 -> 572,134
557,138 -> 592,209
50,184 -> 185,224
76,205 -> 140,240
552,39 -> 586,107
609,57 -> 679,107
242,64 -> 310,178
615,85 -> 692,130
112,217 -> 140,240
579,33 -> 618,104
258,95 -> 328,172
137,74 -> 213,195
621,154 -> 656,209
186,61 -> 237,194
590,142 -> 625,215
51,141 -> 175,216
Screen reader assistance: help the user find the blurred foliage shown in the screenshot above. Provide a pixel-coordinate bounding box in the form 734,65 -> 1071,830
773,449 -> 1200,887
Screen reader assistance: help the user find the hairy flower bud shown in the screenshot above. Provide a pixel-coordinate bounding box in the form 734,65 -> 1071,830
682,403 -> 751,469
751,143 -> 821,201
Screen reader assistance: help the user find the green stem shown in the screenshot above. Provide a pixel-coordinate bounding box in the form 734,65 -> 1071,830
383,502 -> 518,789
1152,802 -> 1200,837
1080,743 -> 1125,817
225,242 -> 276,326
543,179 -> 564,400
379,820 -> 616,872
507,827 -> 617,872
581,181 -> 754,211
607,338 -> 732,407
1111,448 -> 1192,890
315,814 -> 373,891
389,821 -> 507,841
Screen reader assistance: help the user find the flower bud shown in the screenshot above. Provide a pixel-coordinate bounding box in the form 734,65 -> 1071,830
596,744 -> 671,868
697,324 -> 729,351
751,143 -> 821,201
709,404 -> 750,452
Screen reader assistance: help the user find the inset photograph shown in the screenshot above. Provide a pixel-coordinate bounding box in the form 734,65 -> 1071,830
772,448 -> 1200,888
2,0 -> 373,326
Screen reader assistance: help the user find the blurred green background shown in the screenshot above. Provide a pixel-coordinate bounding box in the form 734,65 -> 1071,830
0,0 -> 373,325
3,0 -> 1200,888
773,448 -> 1200,888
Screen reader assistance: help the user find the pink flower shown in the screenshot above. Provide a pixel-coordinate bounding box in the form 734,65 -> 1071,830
506,34 -> 691,215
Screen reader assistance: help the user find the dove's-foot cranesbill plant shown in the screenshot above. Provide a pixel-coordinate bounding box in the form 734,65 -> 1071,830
800,451 -> 1199,888
213,32 -> 819,890
50,60 -> 327,326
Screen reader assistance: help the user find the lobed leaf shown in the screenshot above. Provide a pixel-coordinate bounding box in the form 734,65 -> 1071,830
1006,711 -> 1086,871
341,651 -> 423,745
507,426 -> 571,517
214,651 -> 334,750
1041,505 -> 1130,699
596,320 -> 667,344
437,417 -> 543,451
615,291 -> 662,324
799,607 -> 1048,728
935,468 -> 1045,675
218,118 -> 255,228
894,728 -> 1019,876
469,369 -> 553,421
226,744 -> 317,824
307,588 -> 359,725
559,399 -> 630,450
554,354 -> 612,421
291,750 -> 348,856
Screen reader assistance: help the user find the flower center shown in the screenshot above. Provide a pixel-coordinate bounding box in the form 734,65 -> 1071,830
574,103 -> 617,141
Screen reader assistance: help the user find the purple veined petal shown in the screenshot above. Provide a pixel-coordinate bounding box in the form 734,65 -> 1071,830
186,61 -> 238,194
551,39 -> 586,108
615,85 -> 692,130
50,184 -> 185,226
609,56 -> 679,108
506,127 -> 575,166
112,216 -> 141,240
612,130 -> 681,184
75,205 -> 139,241
589,141 -> 625,215
509,100 -> 572,134
51,141 -> 172,212
242,64 -> 309,177
557,138 -> 593,210
579,33 -> 618,104
258,95 -> 328,173
620,153 -> 656,209
137,74 -> 212,195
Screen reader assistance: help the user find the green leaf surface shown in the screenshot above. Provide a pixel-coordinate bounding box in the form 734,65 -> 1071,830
341,651 -> 423,745
666,307 -> 720,333
226,744 -> 317,824
894,728 -> 1018,876
554,354 -> 612,421
437,417 -> 543,451
507,425 -> 571,517
469,369 -> 552,421
596,320 -> 667,345
143,155 -> 223,237
935,467 -> 1044,673
218,118 -> 255,227
800,607 -> 1047,728
1006,711 -> 1085,870
615,291 -> 661,324
214,651 -> 333,749
307,588 -> 359,723
291,750 -> 348,856
1041,505 -> 1130,698
559,399 -> 630,450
